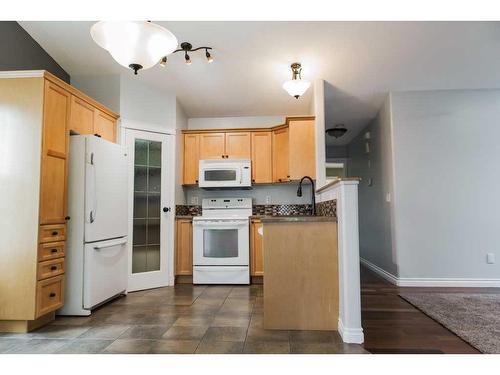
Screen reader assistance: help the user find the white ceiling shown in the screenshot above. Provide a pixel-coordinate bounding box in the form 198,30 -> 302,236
20,21 -> 500,145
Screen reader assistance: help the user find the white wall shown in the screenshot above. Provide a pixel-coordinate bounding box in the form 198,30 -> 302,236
348,96 -> 398,276
187,116 -> 286,130
175,100 -> 188,205
119,76 -> 176,132
185,184 -> 313,206
391,90 -> 500,280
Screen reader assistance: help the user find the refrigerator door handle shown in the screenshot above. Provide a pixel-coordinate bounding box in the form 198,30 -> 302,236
93,238 -> 128,250
86,158 -> 98,224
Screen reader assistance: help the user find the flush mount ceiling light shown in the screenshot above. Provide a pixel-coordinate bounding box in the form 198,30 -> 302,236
90,21 -> 178,75
326,124 -> 348,138
159,42 -> 214,68
282,63 -> 311,99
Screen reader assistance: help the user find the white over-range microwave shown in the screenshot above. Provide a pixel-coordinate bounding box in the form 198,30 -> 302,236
198,159 -> 252,188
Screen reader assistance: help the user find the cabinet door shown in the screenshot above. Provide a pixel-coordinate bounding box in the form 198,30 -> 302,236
40,81 -> 70,224
251,220 -> 264,276
272,127 -> 289,182
94,110 -> 116,142
199,133 -> 226,159
289,119 -> 316,180
69,96 -> 95,135
183,134 -> 200,184
225,132 -> 251,159
175,219 -> 193,276
251,131 -> 272,183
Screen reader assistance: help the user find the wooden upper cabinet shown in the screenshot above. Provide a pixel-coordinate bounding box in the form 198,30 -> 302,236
39,80 -> 70,225
272,127 -> 290,182
42,81 -> 70,158
69,96 -> 95,135
225,132 -> 251,159
288,119 -> 316,180
199,132 -> 226,159
183,134 -> 200,185
94,110 -> 116,142
251,131 -> 272,183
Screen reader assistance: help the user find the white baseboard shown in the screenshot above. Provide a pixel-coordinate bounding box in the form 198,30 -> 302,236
338,319 -> 364,344
360,258 -> 500,288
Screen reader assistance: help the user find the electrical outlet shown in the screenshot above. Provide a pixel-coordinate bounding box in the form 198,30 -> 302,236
265,196 -> 271,204
191,196 -> 199,205
487,253 -> 495,264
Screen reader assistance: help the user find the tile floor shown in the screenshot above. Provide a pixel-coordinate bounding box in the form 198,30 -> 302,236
0,284 -> 368,354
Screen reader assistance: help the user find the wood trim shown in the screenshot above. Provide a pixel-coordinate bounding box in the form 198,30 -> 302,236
43,71 -> 119,119
46,149 -> 66,159
181,116 -> 315,134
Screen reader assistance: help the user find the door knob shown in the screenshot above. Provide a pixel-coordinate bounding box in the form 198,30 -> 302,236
163,207 -> 171,213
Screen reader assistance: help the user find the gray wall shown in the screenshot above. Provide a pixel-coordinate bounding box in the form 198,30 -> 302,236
391,90 -> 500,279
0,22 -> 69,83
348,96 -> 398,276
71,75 -> 120,113
326,145 -> 348,159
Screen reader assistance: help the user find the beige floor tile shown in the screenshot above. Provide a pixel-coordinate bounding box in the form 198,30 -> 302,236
102,339 -> 154,354
119,325 -> 171,339
56,339 -> 113,354
78,324 -> 131,340
162,325 -> 209,340
149,339 -> 200,354
195,340 -> 244,354
203,327 -> 248,342
243,341 -> 290,354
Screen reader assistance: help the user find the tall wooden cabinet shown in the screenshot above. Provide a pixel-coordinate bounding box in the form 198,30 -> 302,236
251,131 -> 273,183
175,219 -> 193,276
0,71 -> 119,332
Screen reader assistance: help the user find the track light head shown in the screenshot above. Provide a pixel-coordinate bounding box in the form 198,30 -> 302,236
159,56 -> 167,67
185,52 -> 192,65
206,49 -> 214,63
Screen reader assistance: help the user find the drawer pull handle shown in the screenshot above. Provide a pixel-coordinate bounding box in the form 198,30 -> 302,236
52,231 -> 58,236
51,249 -> 58,253
50,266 -> 58,271
49,292 -> 56,298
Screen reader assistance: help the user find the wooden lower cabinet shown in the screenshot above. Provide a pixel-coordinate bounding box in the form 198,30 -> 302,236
250,219 -> 264,276
0,70 -> 118,332
175,219 -> 193,276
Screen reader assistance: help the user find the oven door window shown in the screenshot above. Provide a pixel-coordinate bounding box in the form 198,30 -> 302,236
203,229 -> 239,258
204,169 -> 237,181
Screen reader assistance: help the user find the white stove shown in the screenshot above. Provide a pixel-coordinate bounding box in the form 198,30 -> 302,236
192,198 -> 252,284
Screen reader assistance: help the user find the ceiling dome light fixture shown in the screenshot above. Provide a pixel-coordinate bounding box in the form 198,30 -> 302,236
282,62 -> 311,99
326,124 -> 348,138
90,21 -> 178,75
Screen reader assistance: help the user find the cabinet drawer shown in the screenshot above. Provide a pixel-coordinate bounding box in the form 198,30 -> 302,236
37,258 -> 65,280
39,224 -> 66,243
36,275 -> 64,317
38,241 -> 65,261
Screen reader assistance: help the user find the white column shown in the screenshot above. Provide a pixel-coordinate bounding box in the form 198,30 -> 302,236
336,180 -> 364,343
313,79 -> 327,189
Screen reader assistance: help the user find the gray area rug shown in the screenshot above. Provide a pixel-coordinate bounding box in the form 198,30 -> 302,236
399,293 -> 500,354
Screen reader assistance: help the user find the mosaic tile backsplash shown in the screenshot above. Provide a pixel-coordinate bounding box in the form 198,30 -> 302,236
316,199 -> 337,218
176,200 -> 336,219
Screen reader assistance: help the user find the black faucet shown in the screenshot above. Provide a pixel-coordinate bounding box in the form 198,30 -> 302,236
296,176 -> 316,216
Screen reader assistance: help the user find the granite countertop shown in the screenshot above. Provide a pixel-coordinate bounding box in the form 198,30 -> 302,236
258,215 -> 336,223
175,215 -> 197,220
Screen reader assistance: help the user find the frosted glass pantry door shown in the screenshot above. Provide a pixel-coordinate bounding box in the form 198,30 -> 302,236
125,128 -> 174,292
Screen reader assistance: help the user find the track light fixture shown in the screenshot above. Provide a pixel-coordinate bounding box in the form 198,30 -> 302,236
159,56 -> 167,67
160,42 -> 214,68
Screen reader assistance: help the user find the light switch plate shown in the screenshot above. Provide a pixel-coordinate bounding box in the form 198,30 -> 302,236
191,196 -> 199,205
266,196 -> 271,204
487,253 -> 495,264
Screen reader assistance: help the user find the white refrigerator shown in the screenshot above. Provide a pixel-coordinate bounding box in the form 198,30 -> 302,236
58,135 -> 128,316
